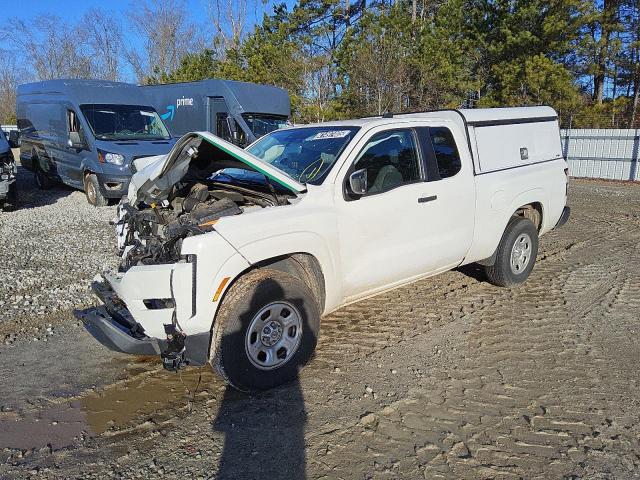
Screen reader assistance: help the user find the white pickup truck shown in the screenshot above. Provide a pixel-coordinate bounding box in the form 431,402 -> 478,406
81,106 -> 570,391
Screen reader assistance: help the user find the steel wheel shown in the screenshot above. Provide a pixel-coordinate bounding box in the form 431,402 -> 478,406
245,301 -> 303,371
510,232 -> 532,274
85,178 -> 97,204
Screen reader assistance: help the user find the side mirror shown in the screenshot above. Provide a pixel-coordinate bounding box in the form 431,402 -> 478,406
348,168 -> 368,196
68,131 -> 83,149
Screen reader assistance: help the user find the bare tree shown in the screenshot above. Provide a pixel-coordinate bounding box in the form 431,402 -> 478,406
9,16 -> 93,80
126,0 -> 199,83
80,8 -> 124,81
302,52 -> 336,122
208,0 -> 272,53
0,53 -> 27,123
346,24 -> 411,115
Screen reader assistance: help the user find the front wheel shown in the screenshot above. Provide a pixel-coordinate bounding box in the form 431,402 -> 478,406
484,216 -> 539,287
84,173 -> 108,207
210,269 -> 320,392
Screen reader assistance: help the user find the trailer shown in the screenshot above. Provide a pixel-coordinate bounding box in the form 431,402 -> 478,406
140,79 -> 291,147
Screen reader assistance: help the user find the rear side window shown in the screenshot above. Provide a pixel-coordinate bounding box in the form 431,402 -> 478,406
429,127 -> 461,179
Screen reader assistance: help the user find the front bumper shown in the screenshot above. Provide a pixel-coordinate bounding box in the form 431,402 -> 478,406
101,262 -> 194,339
76,279 -> 209,365
555,206 -> 570,228
79,305 -> 162,356
96,173 -> 131,199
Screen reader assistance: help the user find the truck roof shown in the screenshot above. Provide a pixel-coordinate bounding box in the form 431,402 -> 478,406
298,106 -> 558,129
141,79 -> 290,117
17,79 -> 154,107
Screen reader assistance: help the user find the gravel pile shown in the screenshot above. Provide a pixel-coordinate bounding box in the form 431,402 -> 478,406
0,156 -> 119,342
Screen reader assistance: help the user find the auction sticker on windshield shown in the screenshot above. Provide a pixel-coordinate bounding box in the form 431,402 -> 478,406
311,130 -> 352,140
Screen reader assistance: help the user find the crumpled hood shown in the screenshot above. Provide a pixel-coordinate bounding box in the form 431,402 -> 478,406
127,131 -> 306,205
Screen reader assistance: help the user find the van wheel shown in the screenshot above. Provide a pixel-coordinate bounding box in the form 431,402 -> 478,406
484,216 -> 538,287
210,269 -> 320,392
84,174 -> 107,207
34,161 -> 54,190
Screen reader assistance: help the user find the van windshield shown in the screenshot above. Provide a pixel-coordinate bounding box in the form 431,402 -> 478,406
80,104 -> 171,141
242,114 -> 289,138
245,126 -> 360,184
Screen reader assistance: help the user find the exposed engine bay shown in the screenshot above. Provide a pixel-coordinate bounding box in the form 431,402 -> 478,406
116,134 -> 297,271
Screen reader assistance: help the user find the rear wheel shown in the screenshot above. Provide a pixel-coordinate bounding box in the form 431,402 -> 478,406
84,173 -> 107,207
484,216 -> 538,287
210,269 -> 320,392
34,159 -> 54,190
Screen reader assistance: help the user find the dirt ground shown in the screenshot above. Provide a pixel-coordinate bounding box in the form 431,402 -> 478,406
0,166 -> 639,479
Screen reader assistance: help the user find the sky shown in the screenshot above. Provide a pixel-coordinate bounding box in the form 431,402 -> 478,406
0,0 -> 281,81
0,0 -> 211,22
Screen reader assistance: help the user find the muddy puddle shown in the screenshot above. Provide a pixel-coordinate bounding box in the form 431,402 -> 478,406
0,357 -> 223,451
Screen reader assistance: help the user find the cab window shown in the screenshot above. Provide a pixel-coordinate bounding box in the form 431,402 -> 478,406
216,113 -> 247,146
216,113 -> 231,142
67,110 -> 80,134
429,127 -> 461,179
353,129 -> 421,195
67,109 -> 87,147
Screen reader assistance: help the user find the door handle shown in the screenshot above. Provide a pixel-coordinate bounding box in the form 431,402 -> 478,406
418,195 -> 437,203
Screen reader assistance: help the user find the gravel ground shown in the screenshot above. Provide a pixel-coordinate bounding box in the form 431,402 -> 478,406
0,151 -> 117,344
0,154 -> 639,479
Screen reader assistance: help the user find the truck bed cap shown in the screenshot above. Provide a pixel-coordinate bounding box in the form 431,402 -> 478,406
457,106 -> 558,126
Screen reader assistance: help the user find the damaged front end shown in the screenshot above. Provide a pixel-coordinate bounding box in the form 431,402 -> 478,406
79,132 -> 305,370
115,131 -> 303,271
0,148 -> 17,205
116,186 -> 242,271
80,258 -> 206,369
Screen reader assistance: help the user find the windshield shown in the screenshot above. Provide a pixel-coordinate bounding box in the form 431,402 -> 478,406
80,104 -> 171,141
246,126 -> 360,184
242,114 -> 289,138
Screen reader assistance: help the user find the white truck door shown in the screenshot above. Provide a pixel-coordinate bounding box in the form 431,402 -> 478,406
413,126 -> 476,270
335,127 -> 439,299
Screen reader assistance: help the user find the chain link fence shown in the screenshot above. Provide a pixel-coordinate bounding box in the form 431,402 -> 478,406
558,108 -> 640,130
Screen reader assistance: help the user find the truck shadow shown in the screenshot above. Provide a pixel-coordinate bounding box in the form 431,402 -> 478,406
455,263 -> 488,283
211,279 -> 310,480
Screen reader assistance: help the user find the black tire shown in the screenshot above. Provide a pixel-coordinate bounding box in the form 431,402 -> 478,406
484,216 -> 539,287
34,160 -> 54,190
2,183 -> 17,211
210,268 -> 320,392
84,173 -> 107,207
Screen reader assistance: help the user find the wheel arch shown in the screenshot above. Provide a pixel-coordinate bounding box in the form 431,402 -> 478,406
215,251 -> 329,320
476,194 -> 546,267
514,201 -> 544,231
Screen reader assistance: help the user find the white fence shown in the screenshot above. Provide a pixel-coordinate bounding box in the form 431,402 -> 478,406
561,129 -> 639,181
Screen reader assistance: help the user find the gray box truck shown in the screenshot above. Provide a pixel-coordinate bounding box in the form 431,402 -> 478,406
17,79 -> 176,206
140,79 -> 290,147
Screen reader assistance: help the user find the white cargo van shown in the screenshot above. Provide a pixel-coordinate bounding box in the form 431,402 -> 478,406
81,106 -> 570,391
